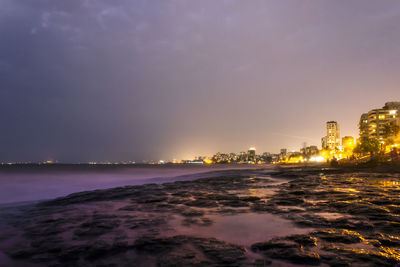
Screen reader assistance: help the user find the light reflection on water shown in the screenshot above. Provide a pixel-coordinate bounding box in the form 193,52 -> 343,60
168,213 -> 312,247
365,178 -> 400,187
227,176 -> 288,199
344,176 -> 400,187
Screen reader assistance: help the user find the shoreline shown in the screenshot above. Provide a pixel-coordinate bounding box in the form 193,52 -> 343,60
1,166 -> 399,266
0,165 -> 271,205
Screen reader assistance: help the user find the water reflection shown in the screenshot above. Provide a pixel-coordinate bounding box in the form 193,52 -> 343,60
365,178 -> 400,187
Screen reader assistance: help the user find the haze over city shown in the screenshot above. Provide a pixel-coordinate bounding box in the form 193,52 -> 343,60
1,0 -> 400,162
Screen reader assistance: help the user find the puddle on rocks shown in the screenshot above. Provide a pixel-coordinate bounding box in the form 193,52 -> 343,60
228,176 -> 289,199
167,212 -> 312,247
313,212 -> 347,220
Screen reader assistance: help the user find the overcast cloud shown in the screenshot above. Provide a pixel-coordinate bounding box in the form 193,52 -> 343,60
1,0 -> 400,162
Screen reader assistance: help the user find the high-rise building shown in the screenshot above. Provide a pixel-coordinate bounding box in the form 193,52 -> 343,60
280,148 -> 287,160
321,136 -> 327,149
359,113 -> 369,139
248,147 -> 256,162
358,102 -> 400,142
323,121 -> 340,150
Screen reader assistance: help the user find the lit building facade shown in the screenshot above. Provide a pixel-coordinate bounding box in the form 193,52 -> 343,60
358,102 -> 400,142
322,121 -> 340,150
359,113 -> 369,139
300,145 -> 319,156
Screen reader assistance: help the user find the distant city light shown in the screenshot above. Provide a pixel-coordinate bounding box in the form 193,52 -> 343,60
310,156 -> 325,162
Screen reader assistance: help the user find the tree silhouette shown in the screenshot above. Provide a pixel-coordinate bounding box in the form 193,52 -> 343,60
354,137 -> 380,155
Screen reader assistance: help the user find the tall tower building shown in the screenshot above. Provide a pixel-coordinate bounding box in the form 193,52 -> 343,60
325,121 -> 340,150
321,136 -> 327,149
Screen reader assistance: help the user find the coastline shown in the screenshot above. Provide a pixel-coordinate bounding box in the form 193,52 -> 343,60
0,165 -> 399,266
0,164 -> 271,205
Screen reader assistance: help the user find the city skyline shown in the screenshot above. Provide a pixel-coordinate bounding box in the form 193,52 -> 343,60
1,1 -> 400,162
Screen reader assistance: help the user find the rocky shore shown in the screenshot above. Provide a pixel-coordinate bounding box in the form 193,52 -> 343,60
1,166 -> 400,266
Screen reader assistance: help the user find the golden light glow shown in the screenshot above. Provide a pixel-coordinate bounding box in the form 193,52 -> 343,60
310,156 -> 325,162
286,156 -> 304,163
203,158 -> 213,164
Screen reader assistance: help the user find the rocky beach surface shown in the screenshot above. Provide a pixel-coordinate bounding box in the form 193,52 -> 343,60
1,166 -> 400,266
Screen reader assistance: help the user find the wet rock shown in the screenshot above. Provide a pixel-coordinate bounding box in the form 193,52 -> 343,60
274,197 -> 304,206
181,209 -> 204,217
5,167 -> 400,266
220,200 -> 249,207
373,220 -> 400,234
23,224 -> 66,238
287,213 -> 328,228
252,241 -> 295,251
134,235 -> 246,265
253,259 -> 272,266
171,191 -> 192,198
136,196 -> 168,204
286,234 -> 318,247
85,240 -> 130,260
207,194 -> 239,201
312,229 -> 363,244
158,248 -> 211,267
119,205 -> 137,211
251,237 -> 321,265
320,254 -> 350,267
167,197 -> 186,204
347,203 -> 390,217
74,219 -> 121,237
126,217 -> 166,229
372,233 -> 400,247
133,236 -> 184,252
239,196 -> 261,202
184,199 -> 218,208
251,203 -> 275,212
193,237 -> 246,264
322,245 -> 399,266
182,217 -> 213,227
8,247 -> 35,259
41,186 -> 141,206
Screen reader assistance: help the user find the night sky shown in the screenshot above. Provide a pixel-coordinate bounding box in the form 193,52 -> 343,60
1,0 -> 400,162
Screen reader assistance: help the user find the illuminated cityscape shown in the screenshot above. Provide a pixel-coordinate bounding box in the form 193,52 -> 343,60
187,101 -> 400,165
2,1 -> 400,266
2,101 -> 399,166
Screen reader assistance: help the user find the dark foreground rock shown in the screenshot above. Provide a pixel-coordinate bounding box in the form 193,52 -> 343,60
1,167 -> 400,266
134,235 -> 246,266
